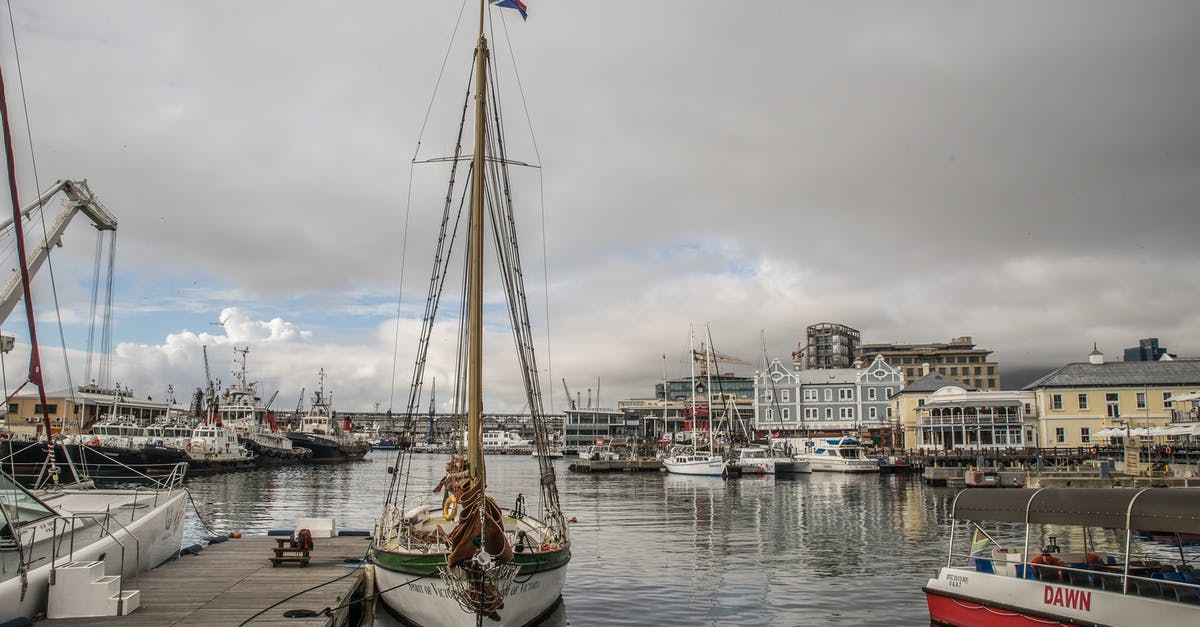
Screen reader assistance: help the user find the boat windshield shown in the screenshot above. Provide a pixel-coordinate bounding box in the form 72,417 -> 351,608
1,472 -> 56,533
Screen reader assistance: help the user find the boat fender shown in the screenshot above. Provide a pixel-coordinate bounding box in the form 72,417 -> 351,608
442,494 -> 458,521
207,534 -> 229,545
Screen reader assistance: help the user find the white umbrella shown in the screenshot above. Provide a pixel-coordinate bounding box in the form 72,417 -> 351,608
1094,428 -> 1120,438
1166,392 -> 1200,403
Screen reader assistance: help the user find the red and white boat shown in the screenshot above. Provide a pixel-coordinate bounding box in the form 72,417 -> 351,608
925,488 -> 1200,626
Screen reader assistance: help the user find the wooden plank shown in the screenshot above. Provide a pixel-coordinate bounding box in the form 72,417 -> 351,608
41,536 -> 370,626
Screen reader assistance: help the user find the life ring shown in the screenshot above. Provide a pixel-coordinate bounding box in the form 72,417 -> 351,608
442,494 -> 458,521
1090,446 -> 1098,456
1165,446 -> 1173,456
88,437 -> 101,447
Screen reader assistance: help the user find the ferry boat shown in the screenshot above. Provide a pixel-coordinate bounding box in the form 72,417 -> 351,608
794,437 -> 880,473
924,488 -> 1200,626
477,430 -> 533,454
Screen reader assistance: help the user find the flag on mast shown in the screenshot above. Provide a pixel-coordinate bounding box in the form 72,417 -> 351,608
490,0 -> 528,20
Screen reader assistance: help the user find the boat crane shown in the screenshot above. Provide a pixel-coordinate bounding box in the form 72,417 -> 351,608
0,179 -> 117,325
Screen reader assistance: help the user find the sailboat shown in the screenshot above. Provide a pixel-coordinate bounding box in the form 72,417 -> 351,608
0,60 -> 187,621
663,326 -> 727,477
370,3 -> 570,625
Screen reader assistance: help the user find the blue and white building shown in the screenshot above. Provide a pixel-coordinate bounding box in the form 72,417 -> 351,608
753,355 -> 903,433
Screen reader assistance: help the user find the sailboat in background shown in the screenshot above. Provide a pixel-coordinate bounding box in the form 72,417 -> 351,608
663,326 -> 727,477
370,2 -> 570,624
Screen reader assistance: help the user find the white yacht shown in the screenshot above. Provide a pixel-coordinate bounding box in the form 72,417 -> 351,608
663,450 -> 727,476
795,437 -> 880,473
1,465 -> 188,622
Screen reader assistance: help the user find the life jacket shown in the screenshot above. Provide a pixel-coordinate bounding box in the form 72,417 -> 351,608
296,528 -> 314,552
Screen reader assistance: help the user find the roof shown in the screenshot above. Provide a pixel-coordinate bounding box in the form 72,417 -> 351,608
898,372 -> 978,394
951,488 -> 1200,533
922,398 -> 1022,410
1023,360 -> 1200,390
794,368 -> 858,385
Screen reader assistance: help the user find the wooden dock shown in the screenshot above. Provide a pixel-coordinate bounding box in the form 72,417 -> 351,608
41,535 -> 371,626
568,458 -> 663,472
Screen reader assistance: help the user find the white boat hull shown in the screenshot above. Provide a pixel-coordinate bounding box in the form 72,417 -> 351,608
804,457 -> 880,473
663,457 -> 726,476
376,561 -> 566,626
925,566 -> 1199,626
776,459 -> 813,474
1,489 -> 187,622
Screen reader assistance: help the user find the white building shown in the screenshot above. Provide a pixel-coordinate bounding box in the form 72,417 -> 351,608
753,355 -> 903,432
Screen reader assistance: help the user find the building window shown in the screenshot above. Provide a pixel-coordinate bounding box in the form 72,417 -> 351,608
782,408 -> 791,421
839,407 -> 854,419
987,366 -> 995,375
804,389 -> 817,402
781,390 -> 790,403
34,404 -> 57,414
868,406 -> 877,419
1136,392 -> 1146,410
1106,393 -> 1120,418
839,388 -> 853,401
974,367 -> 982,375
6,403 -> 15,414
1080,427 -> 1091,443
918,399 -> 925,407
764,390 -> 773,401
1051,394 -> 1063,410
804,408 -> 818,419
886,387 -> 895,399
1077,393 -> 1088,410
824,408 -> 832,419
938,368 -> 946,374
886,407 -> 893,418
1163,391 -> 1173,404
950,367 -> 958,376
868,388 -> 877,400
824,389 -> 832,402
1055,427 -> 1065,444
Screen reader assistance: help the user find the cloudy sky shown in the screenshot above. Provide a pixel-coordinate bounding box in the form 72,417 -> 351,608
0,1 -> 1197,414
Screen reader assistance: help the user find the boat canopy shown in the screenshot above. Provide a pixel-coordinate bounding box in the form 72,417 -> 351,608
951,488 -> 1200,534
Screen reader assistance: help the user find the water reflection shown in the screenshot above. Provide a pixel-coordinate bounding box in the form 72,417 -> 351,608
181,452 -> 956,625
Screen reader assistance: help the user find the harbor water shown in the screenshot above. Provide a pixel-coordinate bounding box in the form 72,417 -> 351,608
180,451 -> 955,625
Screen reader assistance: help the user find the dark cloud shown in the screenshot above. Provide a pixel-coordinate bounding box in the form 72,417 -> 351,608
0,2 -> 1196,409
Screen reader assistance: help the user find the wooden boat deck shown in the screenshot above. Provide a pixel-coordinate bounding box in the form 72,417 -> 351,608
40,536 -> 371,626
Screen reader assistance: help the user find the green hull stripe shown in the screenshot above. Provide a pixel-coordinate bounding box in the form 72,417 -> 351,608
370,545 -> 571,576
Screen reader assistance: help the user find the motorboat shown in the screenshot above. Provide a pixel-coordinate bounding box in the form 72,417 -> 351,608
795,437 -> 880,473
733,446 -> 791,475
663,449 -> 727,476
0,464 -> 188,621
924,488 -> 1200,626
286,369 -> 370,462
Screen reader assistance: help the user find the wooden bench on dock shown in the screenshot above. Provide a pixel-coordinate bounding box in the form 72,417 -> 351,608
269,537 -> 310,567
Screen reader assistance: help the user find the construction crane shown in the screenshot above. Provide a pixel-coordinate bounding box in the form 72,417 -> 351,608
561,378 -> 577,410
0,179 -> 118,323
692,342 -> 749,377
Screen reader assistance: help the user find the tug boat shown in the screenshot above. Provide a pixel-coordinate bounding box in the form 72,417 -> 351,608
924,488 -> 1200,626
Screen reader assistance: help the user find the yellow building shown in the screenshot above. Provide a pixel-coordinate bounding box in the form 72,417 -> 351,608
4,384 -> 175,436
1023,349 -> 1200,448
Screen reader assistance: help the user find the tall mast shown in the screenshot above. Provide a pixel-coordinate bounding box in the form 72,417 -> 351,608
467,1 -> 488,485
